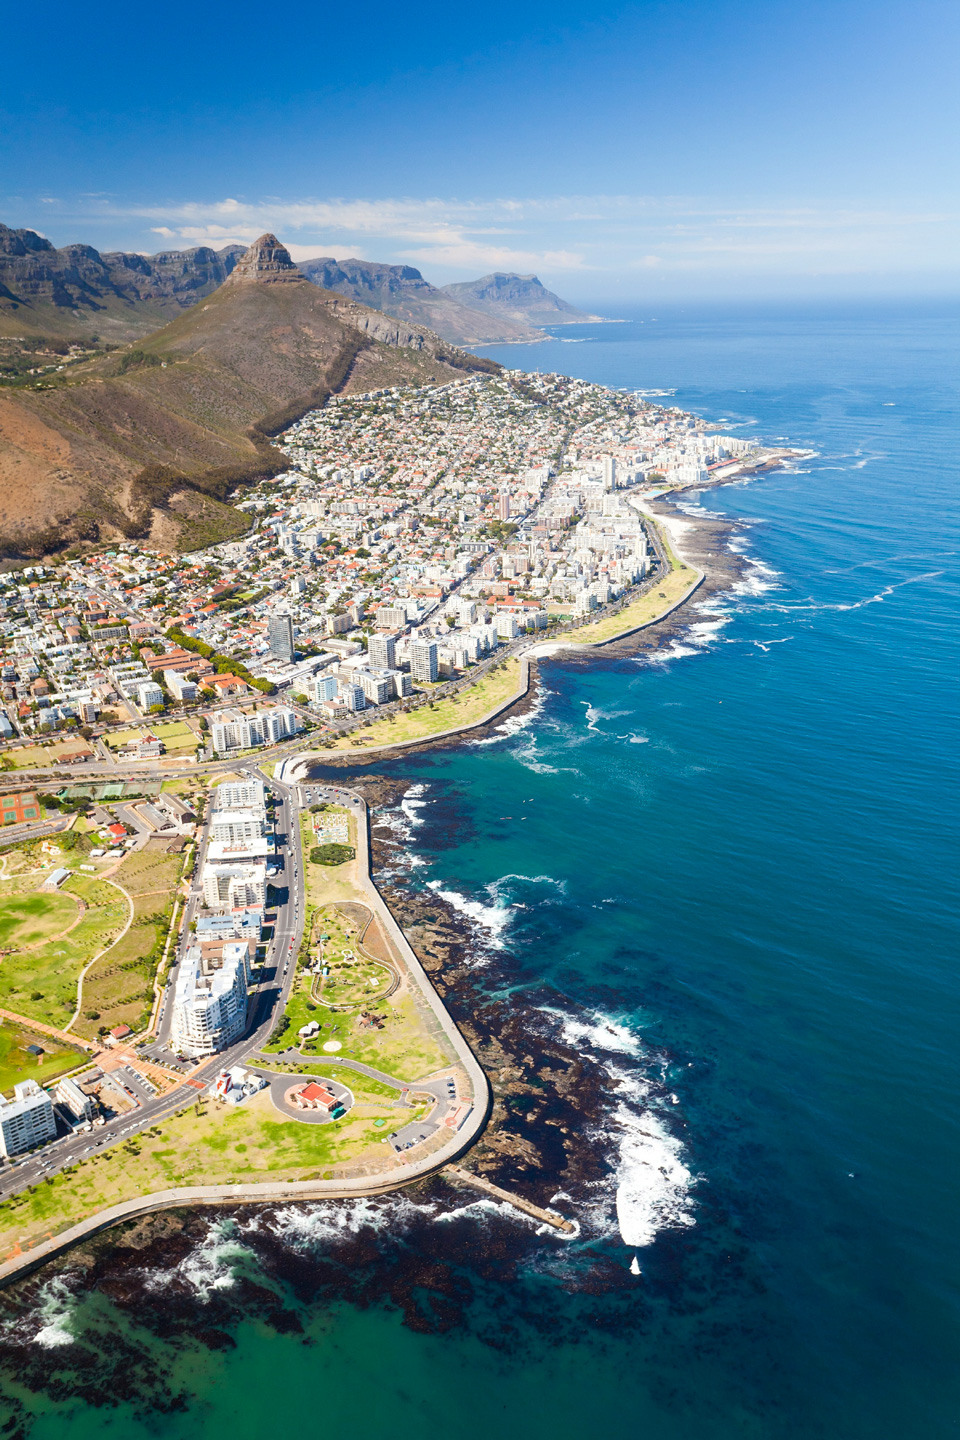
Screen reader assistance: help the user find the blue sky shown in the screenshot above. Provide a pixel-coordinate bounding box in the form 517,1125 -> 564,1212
2,0 -> 958,302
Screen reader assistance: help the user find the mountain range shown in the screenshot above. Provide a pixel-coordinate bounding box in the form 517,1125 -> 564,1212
0,235 -> 500,558
0,222 -> 600,347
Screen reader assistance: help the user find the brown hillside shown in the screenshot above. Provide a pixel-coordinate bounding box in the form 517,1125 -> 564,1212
0,235 -> 498,558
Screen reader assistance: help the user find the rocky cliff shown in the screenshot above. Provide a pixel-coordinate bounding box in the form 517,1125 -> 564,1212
299,256 -> 544,344
440,272 -> 602,326
0,224 -> 244,340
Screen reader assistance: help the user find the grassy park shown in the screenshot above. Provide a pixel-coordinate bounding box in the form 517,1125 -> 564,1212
72,842 -> 184,1041
0,1088 -> 406,1260
0,839 -> 183,1037
0,1020 -> 86,1096
104,721 -> 198,753
265,818 -> 452,1081
308,906 -> 394,1009
0,740 -> 92,770
0,890 -> 78,950
0,872 -> 129,1028
316,655 -> 524,752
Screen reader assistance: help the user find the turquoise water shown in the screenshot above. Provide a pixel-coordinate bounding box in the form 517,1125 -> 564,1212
4,306 -> 959,1438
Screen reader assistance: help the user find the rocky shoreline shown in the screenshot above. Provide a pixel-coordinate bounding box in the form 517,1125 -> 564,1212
0,488 -> 759,1423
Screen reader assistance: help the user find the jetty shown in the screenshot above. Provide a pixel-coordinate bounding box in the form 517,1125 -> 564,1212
444,1165 -> 575,1234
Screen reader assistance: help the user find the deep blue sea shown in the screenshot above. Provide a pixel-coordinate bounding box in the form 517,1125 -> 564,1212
6,305 -> 959,1439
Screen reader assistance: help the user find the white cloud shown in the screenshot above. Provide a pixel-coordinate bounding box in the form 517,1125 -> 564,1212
33,191 -> 960,292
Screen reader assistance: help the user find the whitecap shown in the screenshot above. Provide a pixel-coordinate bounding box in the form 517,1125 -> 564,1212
614,1103 -> 697,1248
469,687 -> 547,746
137,1218 -> 255,1301
33,1276 -> 78,1348
400,782 -> 429,827
582,701 -> 631,733
549,1008 -> 643,1058
426,881 -> 515,950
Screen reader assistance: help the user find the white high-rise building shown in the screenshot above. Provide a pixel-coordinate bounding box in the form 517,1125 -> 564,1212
355,669 -> 392,706
410,640 -> 438,683
137,681 -> 164,711
0,1080 -> 56,1157
367,633 -> 396,670
165,671 -> 197,702
263,707 -> 299,743
201,862 -> 268,910
336,681 -> 366,712
211,715 -> 265,754
210,709 -> 298,754
210,810 -> 266,844
215,779 -> 267,810
170,943 -> 251,1057
311,674 -> 338,705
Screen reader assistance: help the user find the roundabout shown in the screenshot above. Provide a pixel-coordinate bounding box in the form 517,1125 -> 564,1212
258,1069 -> 354,1125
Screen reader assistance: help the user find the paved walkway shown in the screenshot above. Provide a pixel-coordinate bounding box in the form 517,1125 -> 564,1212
0,1007 -> 94,1051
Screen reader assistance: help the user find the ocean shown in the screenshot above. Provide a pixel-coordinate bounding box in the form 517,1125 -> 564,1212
2,304 -> 958,1439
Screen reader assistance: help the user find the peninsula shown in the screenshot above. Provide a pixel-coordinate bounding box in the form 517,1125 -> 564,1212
0,241 -> 799,1284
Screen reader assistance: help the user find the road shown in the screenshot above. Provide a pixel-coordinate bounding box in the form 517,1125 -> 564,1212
0,759 -> 309,1201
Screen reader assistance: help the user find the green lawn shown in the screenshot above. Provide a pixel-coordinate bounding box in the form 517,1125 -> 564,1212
317,656 -> 525,752
72,843 -> 184,1041
0,891 -> 78,950
1,741 -> 90,769
0,1090 -> 400,1259
306,904 -> 393,1009
266,828 -> 453,1082
105,722 -> 197,753
0,1020 -> 86,1097
0,874 -> 129,1027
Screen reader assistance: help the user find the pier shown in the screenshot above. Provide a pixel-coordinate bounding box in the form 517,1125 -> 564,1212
444,1165 -> 575,1234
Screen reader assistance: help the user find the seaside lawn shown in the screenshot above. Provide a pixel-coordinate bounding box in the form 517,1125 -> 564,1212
0,1020 -> 86,1097
316,656 -> 524,752
265,817 -> 451,1081
0,1089 -> 403,1261
0,873 -> 129,1028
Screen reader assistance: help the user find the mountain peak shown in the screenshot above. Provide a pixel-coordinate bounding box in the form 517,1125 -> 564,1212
228,233 -> 302,284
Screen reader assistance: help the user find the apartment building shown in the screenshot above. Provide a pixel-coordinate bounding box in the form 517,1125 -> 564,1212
0,1080 -> 56,1157
170,942 -> 251,1057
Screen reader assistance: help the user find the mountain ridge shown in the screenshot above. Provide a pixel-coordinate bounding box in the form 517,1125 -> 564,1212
297,256 -> 545,343
0,223 -> 245,341
0,235 -> 499,558
440,271 -> 603,326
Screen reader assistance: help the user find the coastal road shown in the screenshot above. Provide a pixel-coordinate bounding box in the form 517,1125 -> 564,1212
0,764 -> 309,1202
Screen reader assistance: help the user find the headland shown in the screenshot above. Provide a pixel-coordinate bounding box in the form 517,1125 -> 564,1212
0,368 -> 799,1287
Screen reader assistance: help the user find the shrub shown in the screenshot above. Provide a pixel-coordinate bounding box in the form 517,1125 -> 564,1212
310,844 -> 355,866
